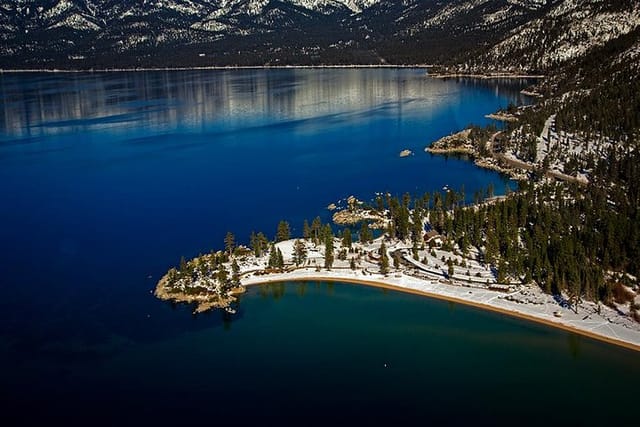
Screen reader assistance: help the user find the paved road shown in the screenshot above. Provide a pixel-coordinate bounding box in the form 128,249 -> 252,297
489,132 -> 587,185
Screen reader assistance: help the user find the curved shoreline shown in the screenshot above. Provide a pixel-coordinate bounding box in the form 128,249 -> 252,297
243,273 -> 640,353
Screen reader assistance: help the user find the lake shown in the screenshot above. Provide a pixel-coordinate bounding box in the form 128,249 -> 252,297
0,69 -> 637,425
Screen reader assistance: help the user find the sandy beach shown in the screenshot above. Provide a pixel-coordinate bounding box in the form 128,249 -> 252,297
241,266 -> 640,352
158,232 -> 640,352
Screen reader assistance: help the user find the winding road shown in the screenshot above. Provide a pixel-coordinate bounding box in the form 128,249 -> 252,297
488,131 -> 587,185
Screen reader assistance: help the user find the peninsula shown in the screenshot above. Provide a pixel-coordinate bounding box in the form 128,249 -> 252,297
156,196 -> 640,352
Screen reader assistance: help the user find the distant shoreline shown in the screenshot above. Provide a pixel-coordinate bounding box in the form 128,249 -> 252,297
429,73 -> 545,79
0,65 -> 543,79
242,271 -> 640,353
0,64 -> 433,74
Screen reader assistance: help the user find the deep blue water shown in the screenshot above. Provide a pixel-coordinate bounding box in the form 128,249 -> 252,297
1,69 -> 637,425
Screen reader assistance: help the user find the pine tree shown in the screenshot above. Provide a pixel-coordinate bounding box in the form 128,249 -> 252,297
324,235 -> 334,269
277,248 -> 284,268
224,231 -> 235,256
303,220 -> 311,240
217,265 -> 229,293
485,224 -> 499,265
231,259 -> 241,287
447,258 -> 454,278
497,259 -> 507,284
311,216 -> 322,244
292,239 -> 307,266
268,243 -> 278,268
412,242 -> 419,261
320,223 -> 333,244
249,231 -> 262,257
386,219 -> 397,239
209,251 -> 219,270
257,232 -> 268,257
342,228 -> 352,248
167,267 -> 178,286
276,220 -> 291,242
402,192 -> 411,209
397,206 -> 410,240
411,208 -> 423,245
360,221 -> 373,243
393,251 -> 400,269
379,241 -> 389,275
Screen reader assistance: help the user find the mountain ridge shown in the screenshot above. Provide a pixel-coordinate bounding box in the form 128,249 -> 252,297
0,1 -> 639,71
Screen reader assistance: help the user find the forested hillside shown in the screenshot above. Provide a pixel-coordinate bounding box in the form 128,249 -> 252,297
427,21 -> 640,311
1,1 -> 638,70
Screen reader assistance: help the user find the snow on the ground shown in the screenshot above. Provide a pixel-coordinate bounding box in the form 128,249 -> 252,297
238,238 -> 640,350
508,113 -> 612,179
241,262 -> 640,349
536,114 -> 555,163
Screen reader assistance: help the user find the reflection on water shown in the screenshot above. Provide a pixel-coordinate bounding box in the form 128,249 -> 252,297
0,69 -> 530,140
0,68 -> 637,425
0,69 -> 529,359
0,70 -> 544,424
568,332 -> 582,359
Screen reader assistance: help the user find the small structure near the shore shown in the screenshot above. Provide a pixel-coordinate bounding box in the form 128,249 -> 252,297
424,230 -> 443,247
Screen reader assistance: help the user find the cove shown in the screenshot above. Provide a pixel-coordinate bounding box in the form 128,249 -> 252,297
2,69 -> 636,425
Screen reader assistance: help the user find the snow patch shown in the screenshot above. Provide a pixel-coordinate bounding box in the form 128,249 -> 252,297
48,13 -> 101,31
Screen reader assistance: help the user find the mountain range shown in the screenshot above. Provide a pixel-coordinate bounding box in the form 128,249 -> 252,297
0,1 -> 639,70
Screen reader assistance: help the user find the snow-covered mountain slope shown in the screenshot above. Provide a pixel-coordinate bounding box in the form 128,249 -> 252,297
0,0 -> 639,70
472,0 -> 640,72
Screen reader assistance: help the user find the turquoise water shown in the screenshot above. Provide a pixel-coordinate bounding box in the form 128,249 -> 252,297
0,69 -> 637,425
